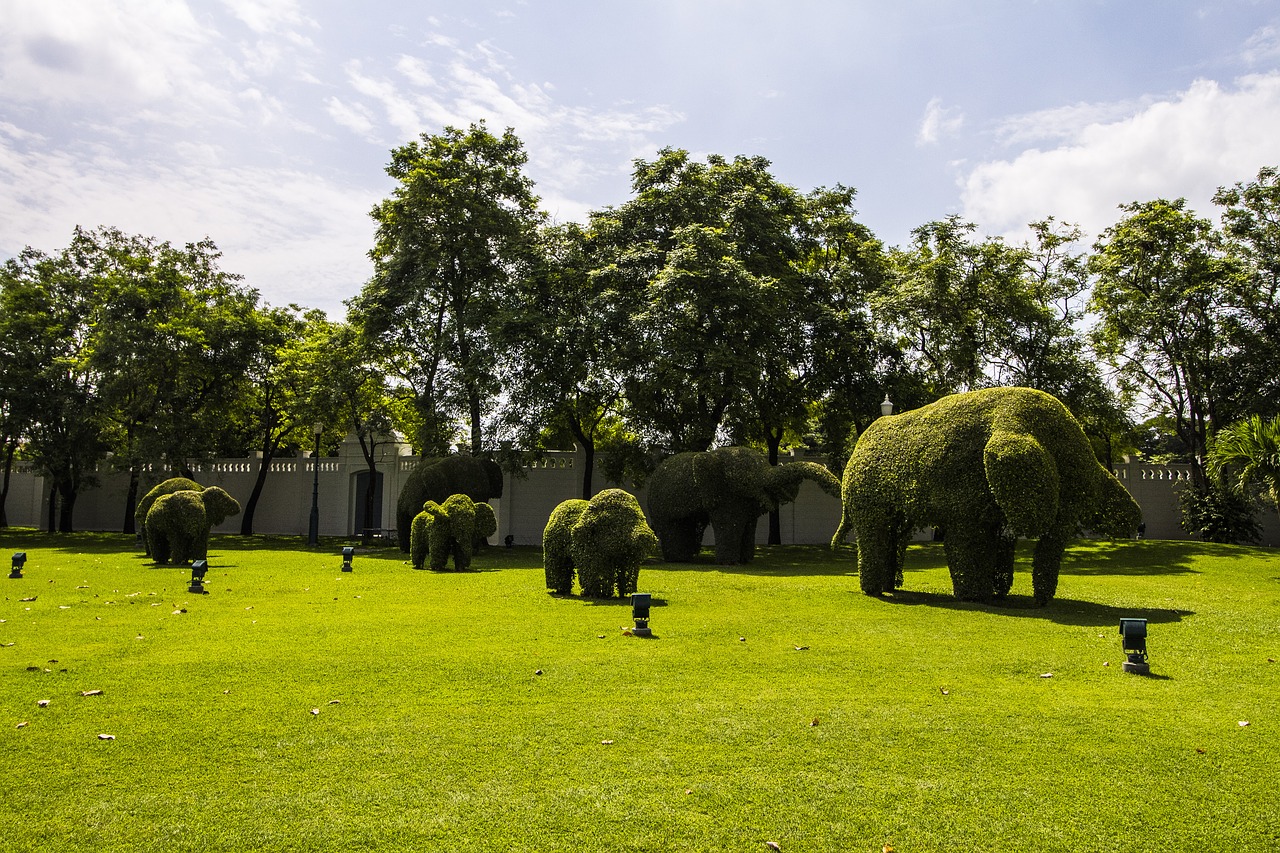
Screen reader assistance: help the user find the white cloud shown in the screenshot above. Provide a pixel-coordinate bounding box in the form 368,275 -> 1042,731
917,96 -> 964,146
0,0 -> 224,109
327,38 -> 684,219
960,74 -> 1280,240
0,126 -> 378,317
1242,24 -> 1280,65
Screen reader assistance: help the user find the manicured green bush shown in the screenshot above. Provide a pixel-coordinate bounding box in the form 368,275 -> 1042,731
473,501 -> 497,550
410,493 -> 479,571
646,446 -> 840,564
542,489 -> 658,597
134,477 -> 202,555
395,456 -> 504,552
1178,483 -> 1262,544
834,387 -> 1141,605
145,485 -> 241,564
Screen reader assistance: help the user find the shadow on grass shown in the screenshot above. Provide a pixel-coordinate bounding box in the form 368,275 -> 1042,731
877,587 -> 1194,628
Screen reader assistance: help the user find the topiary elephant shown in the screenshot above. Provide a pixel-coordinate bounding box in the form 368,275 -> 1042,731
410,493 -> 479,571
146,486 -> 241,564
396,456 -> 504,553
543,489 -> 658,597
135,477 -> 202,555
833,387 -> 1142,605
646,446 -> 842,565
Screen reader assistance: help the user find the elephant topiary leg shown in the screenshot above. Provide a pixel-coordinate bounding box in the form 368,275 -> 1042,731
855,530 -> 897,595
992,532 -> 1017,599
1031,528 -> 1069,606
943,526 -> 999,602
655,517 -> 703,562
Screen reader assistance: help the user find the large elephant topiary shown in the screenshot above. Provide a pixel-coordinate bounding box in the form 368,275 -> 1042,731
135,477 -> 202,555
146,486 -> 241,564
396,456 -> 504,552
410,493 -> 479,571
646,446 -> 842,565
543,489 -> 658,597
833,387 -> 1142,605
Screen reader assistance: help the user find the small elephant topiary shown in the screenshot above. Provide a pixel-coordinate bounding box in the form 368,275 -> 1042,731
145,486 -> 241,564
396,456 -> 504,553
543,489 -> 658,598
646,446 -> 841,564
410,493 -> 480,571
135,477 -> 202,555
833,387 -> 1142,605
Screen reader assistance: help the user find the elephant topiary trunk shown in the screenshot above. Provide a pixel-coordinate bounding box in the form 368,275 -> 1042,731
646,447 -> 841,565
543,489 -> 658,597
834,387 -> 1142,605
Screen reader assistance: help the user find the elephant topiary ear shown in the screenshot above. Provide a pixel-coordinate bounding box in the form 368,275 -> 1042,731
984,430 -> 1059,536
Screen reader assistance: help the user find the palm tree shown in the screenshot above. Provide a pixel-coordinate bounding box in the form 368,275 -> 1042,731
1208,414 -> 1280,522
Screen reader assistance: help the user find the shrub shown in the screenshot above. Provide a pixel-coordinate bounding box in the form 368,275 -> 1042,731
395,456 -> 504,552
1179,484 -> 1262,545
836,387 -> 1141,605
410,493 -> 479,571
543,489 -> 658,598
135,477 -> 202,555
145,486 -> 241,564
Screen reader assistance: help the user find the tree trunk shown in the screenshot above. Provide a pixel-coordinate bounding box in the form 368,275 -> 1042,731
57,481 -> 77,533
240,450 -> 275,535
568,421 -> 595,499
122,467 -> 140,534
47,486 -> 57,533
0,442 -> 13,528
766,426 -> 783,545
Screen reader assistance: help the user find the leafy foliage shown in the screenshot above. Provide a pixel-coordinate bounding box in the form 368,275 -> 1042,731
542,489 -> 657,598
837,388 -> 1141,605
134,477 -> 202,556
1178,483 -> 1262,544
1207,413 -> 1280,519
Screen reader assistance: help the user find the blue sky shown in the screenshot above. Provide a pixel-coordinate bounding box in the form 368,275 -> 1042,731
2,1 -> 1278,316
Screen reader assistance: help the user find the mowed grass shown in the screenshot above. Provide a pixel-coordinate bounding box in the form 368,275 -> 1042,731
1,530 -> 1277,852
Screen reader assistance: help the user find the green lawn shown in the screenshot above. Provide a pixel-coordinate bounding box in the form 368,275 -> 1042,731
1,530 -> 1277,852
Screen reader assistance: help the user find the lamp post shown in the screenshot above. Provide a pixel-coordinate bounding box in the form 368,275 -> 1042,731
308,422 -> 322,546
880,394 -> 894,417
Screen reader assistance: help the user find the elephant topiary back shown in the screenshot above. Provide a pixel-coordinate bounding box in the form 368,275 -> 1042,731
410,493 -> 480,571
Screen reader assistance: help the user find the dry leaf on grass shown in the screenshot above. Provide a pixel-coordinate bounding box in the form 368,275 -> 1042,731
310,708 -> 320,715
98,733 -> 115,740
80,689 -> 103,697
765,842 -> 781,851
37,700 -> 49,708
1238,721 -> 1250,727
16,721 -> 28,729
600,740 -> 614,745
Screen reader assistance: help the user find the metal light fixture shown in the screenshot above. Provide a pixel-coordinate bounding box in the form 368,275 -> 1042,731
307,422 -> 323,546
881,394 -> 894,417
631,592 -> 652,637
189,559 -> 209,594
1119,618 -> 1150,675
341,546 -> 355,572
10,552 -> 26,579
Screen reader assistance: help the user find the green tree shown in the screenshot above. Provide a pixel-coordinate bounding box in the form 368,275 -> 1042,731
76,226 -> 262,530
0,245 -> 105,532
1208,413 -> 1280,525
1213,166 -> 1280,420
1088,199 -> 1239,487
350,122 -> 544,455
590,149 -> 809,455
496,223 -> 630,498
307,320 -> 407,542
878,216 -> 1034,397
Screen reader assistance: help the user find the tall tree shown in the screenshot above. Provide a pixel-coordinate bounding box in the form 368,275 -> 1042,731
878,216 -> 1034,396
77,226 -> 262,530
496,223 -> 630,498
0,246 -> 105,532
591,149 -> 809,455
350,122 -> 544,455
1213,166 -> 1280,421
1088,199 -> 1239,487
1208,413 -> 1280,525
